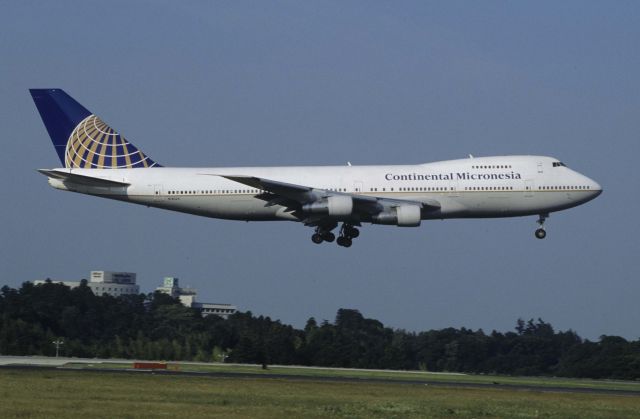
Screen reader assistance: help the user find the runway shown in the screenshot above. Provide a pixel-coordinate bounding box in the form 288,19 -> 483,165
1,362 -> 638,397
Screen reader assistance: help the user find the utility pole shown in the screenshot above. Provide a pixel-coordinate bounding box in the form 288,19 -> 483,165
52,339 -> 64,358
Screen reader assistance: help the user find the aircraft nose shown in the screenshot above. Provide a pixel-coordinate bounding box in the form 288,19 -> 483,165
573,170 -> 602,203
588,178 -> 602,199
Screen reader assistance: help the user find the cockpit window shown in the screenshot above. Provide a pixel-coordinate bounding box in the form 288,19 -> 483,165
552,162 -> 566,167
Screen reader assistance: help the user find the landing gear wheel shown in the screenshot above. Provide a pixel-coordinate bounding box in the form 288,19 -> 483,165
322,232 -> 335,243
534,213 -> 548,239
311,233 -> 324,244
337,236 -> 352,247
345,226 -> 359,238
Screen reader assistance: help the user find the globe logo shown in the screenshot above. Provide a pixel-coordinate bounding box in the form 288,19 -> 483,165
65,115 -> 157,169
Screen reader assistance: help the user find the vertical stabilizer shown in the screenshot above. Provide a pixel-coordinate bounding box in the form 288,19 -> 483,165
30,89 -> 159,168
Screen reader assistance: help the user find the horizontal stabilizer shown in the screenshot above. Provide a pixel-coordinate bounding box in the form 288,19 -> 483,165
38,169 -> 130,187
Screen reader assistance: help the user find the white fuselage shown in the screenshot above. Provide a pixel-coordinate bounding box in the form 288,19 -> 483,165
46,155 -> 602,223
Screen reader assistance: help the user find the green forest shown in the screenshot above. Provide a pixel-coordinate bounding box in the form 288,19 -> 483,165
1,281 -> 638,380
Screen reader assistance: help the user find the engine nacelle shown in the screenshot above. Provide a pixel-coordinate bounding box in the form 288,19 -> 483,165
303,195 -> 354,217
372,205 -> 421,227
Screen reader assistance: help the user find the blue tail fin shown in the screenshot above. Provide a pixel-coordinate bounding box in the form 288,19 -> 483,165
30,89 -> 160,168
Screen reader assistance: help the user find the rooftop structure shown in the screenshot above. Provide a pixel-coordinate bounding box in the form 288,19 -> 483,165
155,277 -> 237,319
34,271 -> 139,297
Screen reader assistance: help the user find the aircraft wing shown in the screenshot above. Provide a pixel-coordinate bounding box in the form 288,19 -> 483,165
218,174 -> 440,225
221,175 -> 313,200
38,169 -> 131,187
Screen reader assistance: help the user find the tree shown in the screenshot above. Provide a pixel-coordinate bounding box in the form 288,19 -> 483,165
1,281 -> 639,379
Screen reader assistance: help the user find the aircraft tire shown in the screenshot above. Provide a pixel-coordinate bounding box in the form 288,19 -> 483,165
323,232 -> 335,242
535,228 -> 547,239
311,233 -> 324,244
337,236 -> 352,247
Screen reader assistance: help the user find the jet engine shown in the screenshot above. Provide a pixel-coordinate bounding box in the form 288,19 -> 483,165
303,195 -> 354,217
372,204 -> 421,227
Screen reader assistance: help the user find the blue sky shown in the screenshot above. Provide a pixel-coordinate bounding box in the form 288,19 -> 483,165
1,1 -> 638,339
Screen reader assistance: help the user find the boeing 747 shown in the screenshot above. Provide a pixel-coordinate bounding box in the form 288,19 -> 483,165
31,89 -> 602,247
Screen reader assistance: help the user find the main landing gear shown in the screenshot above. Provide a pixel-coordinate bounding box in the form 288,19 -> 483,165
535,214 -> 548,239
336,224 -> 359,248
311,229 -> 335,244
311,223 -> 359,247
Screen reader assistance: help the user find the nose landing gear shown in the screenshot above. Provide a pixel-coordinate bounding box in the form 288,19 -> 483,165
535,214 -> 548,239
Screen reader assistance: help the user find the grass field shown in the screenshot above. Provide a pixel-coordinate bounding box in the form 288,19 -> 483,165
1,368 -> 639,418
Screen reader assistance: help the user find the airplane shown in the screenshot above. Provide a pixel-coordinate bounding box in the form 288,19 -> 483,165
31,89 -> 602,247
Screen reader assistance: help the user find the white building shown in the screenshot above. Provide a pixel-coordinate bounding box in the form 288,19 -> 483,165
35,271 -> 139,297
88,271 -> 139,296
156,277 -> 237,319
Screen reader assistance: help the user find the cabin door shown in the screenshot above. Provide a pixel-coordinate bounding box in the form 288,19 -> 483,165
152,184 -> 163,201
524,180 -> 534,198
353,181 -> 364,194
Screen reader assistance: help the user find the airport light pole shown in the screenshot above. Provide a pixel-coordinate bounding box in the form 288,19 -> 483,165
52,339 -> 64,358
